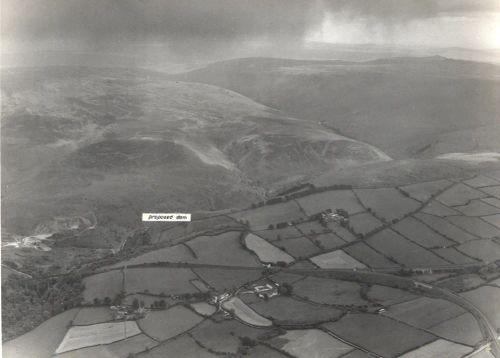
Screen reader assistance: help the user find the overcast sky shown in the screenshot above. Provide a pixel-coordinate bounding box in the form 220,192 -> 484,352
2,0 -> 499,62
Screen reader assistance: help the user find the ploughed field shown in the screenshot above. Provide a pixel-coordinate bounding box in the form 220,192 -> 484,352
4,172 -> 500,358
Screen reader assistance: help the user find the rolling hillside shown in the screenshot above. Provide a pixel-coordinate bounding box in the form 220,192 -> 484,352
176,56 -> 500,159
1,66 -> 388,240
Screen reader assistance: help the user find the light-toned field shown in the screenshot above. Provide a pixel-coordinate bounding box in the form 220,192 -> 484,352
193,268 -> 262,291
456,200 -> 500,217
222,297 -> 272,327
274,237 -> 320,259
106,333 -> 158,357
481,185 -> 500,199
296,190 -> 365,216
414,212 -> 476,243
464,175 -> 499,188
54,345 -> 115,358
138,305 -> 203,341
293,276 -> 366,306
245,233 -> 294,264
432,247 -> 478,264
56,321 -> 141,353
108,244 -> 195,268
400,179 -> 451,202
421,200 -> 460,216
186,231 -> 260,266
393,217 -> 454,248
124,267 -> 197,295
230,201 -> 304,230
310,250 -> 366,269
367,229 -> 449,266
247,296 -> 343,325
428,313 -> 482,346
323,313 -> 436,358
254,226 -> 302,241
190,319 -> 267,354
354,188 -> 420,221
367,285 -> 418,306
343,242 -> 398,268
190,302 -> 216,317
383,297 -> 465,329
400,339 -> 472,358
73,307 -> 114,325
246,345 -> 289,358
274,329 -> 353,358
436,183 -> 488,206
461,286 -> 500,330
136,335 -> 218,358
458,239 -> 500,262
447,216 -> 500,238
314,233 -> 347,250
82,270 -> 123,303
483,213 -> 500,228
348,212 -> 383,235
2,309 -> 79,358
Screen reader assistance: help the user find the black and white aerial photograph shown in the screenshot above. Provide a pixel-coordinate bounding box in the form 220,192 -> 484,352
1,1 -> 500,357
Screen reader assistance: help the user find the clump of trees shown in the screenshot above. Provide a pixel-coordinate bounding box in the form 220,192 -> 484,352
2,272 -> 84,340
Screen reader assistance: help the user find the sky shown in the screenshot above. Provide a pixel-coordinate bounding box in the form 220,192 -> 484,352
1,0 -> 499,64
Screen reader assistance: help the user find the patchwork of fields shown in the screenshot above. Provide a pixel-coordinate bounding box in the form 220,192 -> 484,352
6,172 -> 500,358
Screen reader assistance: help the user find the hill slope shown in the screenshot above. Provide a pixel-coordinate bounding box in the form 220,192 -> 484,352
176,56 -> 500,159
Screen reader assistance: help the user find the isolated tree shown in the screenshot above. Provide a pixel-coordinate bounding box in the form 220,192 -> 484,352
132,298 -> 139,310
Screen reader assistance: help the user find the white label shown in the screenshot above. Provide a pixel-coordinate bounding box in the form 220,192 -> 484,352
142,213 -> 191,222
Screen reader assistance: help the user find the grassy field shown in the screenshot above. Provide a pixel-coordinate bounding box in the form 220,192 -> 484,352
323,313 -> 436,358
186,231 -> 260,266
244,233 -> 294,264
421,200 -> 460,216
274,236 -> 320,259
222,297 -> 272,327
108,244 -> 195,268
354,188 -> 420,221
73,307 -> 114,325
2,309 -> 79,358
432,247 -> 478,264
483,213 -> 500,228
436,183 -> 487,206
136,335 -> 218,358
480,185 -> 500,199
273,329 -> 353,358
328,224 -> 358,242
367,285 -> 418,306
56,321 -> 141,353
348,212 -> 383,236
82,270 -> 123,303
314,233 -> 347,250
246,344 -> 289,358
192,268 -> 262,291
447,216 -> 500,239
343,242 -> 398,268
230,201 -> 304,230
190,319 -> 268,354
106,333 -> 158,357
458,239 -> 500,262
455,200 -> 500,216
399,339 -> 472,358
383,297 -> 465,329
296,190 -> 365,216
138,305 -> 203,341
254,226 -> 302,241
310,250 -> 366,269
366,229 -> 449,266
392,217 -> 454,248
246,296 -> 343,325
293,277 -> 367,306
400,179 -> 451,202
428,313 -> 482,346
124,267 -> 197,295
436,274 -> 485,292
414,212 -> 477,243
190,302 -> 216,317
464,175 -> 499,188
295,221 -> 330,236
461,286 -> 500,330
